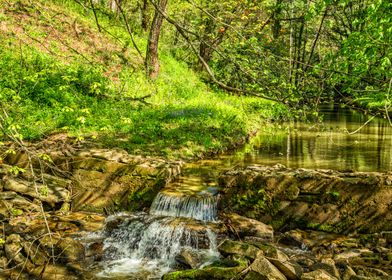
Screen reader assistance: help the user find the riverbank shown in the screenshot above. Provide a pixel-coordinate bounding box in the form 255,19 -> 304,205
1,144 -> 392,279
0,0 -> 287,161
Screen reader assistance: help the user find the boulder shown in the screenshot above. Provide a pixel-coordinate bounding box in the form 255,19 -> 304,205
175,248 -> 212,269
85,241 -> 104,261
162,259 -> 247,279
224,213 -> 274,241
310,258 -> 340,279
301,269 -> 339,280
261,246 -> 302,279
5,234 -> 34,271
218,240 -> 260,260
245,253 -> 287,280
22,241 -> 47,266
352,265 -> 390,278
40,264 -> 80,280
55,237 -> 85,263
3,179 -> 69,207
342,265 -> 357,280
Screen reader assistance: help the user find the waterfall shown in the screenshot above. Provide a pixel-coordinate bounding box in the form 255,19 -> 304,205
149,191 -> 218,221
96,188 -> 220,279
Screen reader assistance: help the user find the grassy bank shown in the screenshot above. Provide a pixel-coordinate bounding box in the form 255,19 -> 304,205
0,0 -> 287,160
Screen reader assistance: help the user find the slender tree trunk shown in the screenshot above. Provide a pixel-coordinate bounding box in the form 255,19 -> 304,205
146,0 -> 168,78
295,16 -> 304,87
272,0 -> 282,39
288,1 -> 294,87
141,0 -> 150,32
305,7 -> 328,72
108,0 -> 120,12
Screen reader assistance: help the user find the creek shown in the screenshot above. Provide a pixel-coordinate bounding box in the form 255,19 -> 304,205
85,104 -> 392,279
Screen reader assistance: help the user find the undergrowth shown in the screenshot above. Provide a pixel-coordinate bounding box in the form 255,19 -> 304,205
0,0 -> 287,160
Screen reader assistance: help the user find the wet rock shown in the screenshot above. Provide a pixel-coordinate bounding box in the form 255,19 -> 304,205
259,246 -> 302,280
0,191 -> 18,200
175,248 -> 210,269
103,214 -> 130,234
5,234 -> 26,265
279,229 -> 311,248
0,256 -> 7,269
333,249 -> 370,262
310,258 -> 340,279
55,237 -> 85,263
40,264 -> 80,280
382,231 -> 392,246
245,253 -> 287,280
10,196 -> 41,212
353,265 -> 390,278
22,240 -> 47,266
341,265 -> 357,280
301,269 -> 339,280
218,240 -> 260,260
85,241 -> 104,261
224,213 -> 274,241
163,259 -> 247,280
219,165 -> 392,233
3,178 -> 70,207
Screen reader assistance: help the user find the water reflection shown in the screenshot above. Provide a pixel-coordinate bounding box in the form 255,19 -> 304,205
246,104 -> 392,172
179,104 -> 392,191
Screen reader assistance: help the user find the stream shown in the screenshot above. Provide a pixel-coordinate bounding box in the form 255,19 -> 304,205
83,104 -> 392,279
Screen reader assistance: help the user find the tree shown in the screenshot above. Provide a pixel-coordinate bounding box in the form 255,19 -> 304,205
146,0 -> 168,78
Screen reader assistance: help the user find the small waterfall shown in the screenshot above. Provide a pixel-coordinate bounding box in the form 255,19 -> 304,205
96,188 -> 221,279
149,191 -> 218,221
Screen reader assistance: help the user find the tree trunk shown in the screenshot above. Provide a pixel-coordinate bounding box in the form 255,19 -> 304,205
146,0 -> 168,78
141,0 -> 150,32
108,0 -> 120,12
272,0 -> 282,39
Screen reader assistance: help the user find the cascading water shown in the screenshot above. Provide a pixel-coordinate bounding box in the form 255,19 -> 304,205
94,181 -> 221,279
150,191 -> 218,221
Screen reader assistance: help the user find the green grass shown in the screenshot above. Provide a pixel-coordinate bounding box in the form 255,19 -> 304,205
0,0 -> 287,160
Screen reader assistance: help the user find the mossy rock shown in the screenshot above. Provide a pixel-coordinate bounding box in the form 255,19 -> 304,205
127,178 -> 166,211
162,262 -> 247,280
218,240 -> 260,260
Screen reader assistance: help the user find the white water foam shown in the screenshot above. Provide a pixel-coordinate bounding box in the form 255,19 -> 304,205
98,215 -> 219,278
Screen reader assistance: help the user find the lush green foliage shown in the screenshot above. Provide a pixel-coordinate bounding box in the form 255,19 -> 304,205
0,0 -> 286,159
166,0 -> 391,113
323,0 -> 392,111
1,0 -> 389,160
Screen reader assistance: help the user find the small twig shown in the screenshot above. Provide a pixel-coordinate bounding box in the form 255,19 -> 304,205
89,0 -> 102,32
115,0 -> 144,61
346,115 -> 376,135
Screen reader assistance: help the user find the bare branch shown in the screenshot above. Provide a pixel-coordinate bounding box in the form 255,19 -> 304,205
114,0 -> 144,61
149,0 -> 282,103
